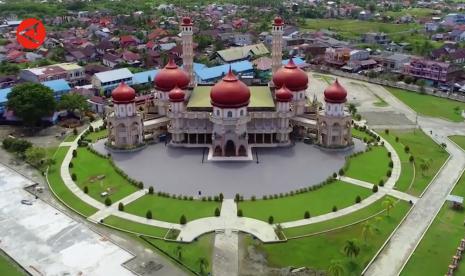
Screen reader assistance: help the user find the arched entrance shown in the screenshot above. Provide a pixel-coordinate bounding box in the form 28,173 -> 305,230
214,145 -> 222,156
225,140 -> 236,157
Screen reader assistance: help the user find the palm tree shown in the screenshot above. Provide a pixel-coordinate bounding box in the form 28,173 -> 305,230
328,259 -> 345,276
197,257 -> 209,275
419,158 -> 432,177
382,198 -> 395,217
361,221 -> 375,242
343,239 -> 360,259
174,245 -> 182,261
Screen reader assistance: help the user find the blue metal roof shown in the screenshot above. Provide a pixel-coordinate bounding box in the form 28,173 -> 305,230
195,60 -> 253,81
133,69 -> 158,85
282,57 -> 305,66
0,80 -> 71,104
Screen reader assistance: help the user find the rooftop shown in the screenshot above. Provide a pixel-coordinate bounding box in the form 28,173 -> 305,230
94,68 -> 133,83
216,43 -> 269,62
187,85 -> 275,111
133,69 -> 159,85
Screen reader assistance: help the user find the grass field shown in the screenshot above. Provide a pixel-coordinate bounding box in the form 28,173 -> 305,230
145,234 -> 214,275
125,195 -> 221,224
387,130 -> 449,196
302,19 -> 420,40
352,128 -> 375,142
0,252 -> 25,276
247,200 -> 410,275
386,87 -> 465,122
85,129 -> 108,142
47,147 -> 98,217
380,132 -> 415,193
383,8 -> 436,18
103,215 -> 169,238
345,146 -> 391,184
283,196 -> 399,238
238,181 -> 372,223
70,148 -> 139,203
401,173 -> 465,276
450,135 -> 465,151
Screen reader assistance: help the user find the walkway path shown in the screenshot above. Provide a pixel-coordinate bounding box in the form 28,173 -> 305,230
212,200 -> 239,276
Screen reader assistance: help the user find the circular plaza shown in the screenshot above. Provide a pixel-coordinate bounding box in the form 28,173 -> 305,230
93,139 -> 365,198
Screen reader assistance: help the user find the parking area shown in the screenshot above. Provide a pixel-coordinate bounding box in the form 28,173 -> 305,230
0,164 -> 135,276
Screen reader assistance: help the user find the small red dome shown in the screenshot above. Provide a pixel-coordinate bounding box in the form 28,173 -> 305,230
272,58 -> 309,92
274,16 -> 284,26
181,16 -> 192,26
324,79 -> 347,104
169,86 -> 185,102
154,57 -> 190,92
210,69 -> 250,108
112,82 -> 136,103
275,85 -> 293,102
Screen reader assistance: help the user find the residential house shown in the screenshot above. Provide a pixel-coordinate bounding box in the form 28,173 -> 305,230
215,43 -> 269,64
374,52 -> 412,72
102,53 -> 123,68
120,35 -> 139,48
233,33 -> 252,46
96,40 -> 114,55
122,51 -> 141,66
403,57 -> 462,83
19,63 -> 85,86
91,68 -> 133,93
361,33 -> 390,45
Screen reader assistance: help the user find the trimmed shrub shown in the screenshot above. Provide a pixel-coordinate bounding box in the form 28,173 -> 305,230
338,168 -> 344,176
379,179 -> 384,186
409,155 -> 414,162
237,209 -> 243,217
214,207 -> 220,217
180,215 -> 187,224
89,126 -> 94,132
333,172 -> 337,178
146,210 -> 152,219
372,184 -> 379,193
251,195 -> 256,201
385,129 -> 389,135
268,216 -> 274,224
71,173 -> 77,181
304,211 -> 310,219
219,193 -> 224,202
234,193 -> 240,202
68,162 -> 73,168
389,161 -> 394,168
388,152 -> 391,158
83,186 -> 88,194
72,150 -> 77,157
118,202 -> 124,211
138,182 -> 144,189
263,195 -> 268,200
105,197 -> 112,206
148,186 -> 154,194
73,128 -> 78,136
404,145 -> 410,153
355,195 -> 362,203
387,170 -> 392,177
207,196 -> 212,201
214,196 -> 219,202
332,206 -> 338,212
395,137 -> 399,142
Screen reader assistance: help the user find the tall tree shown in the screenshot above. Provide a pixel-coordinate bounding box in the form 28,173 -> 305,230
328,259 -> 345,276
343,239 -> 360,258
361,221 -> 375,242
7,82 -> 56,128
58,93 -> 89,119
382,197 -> 395,217
197,257 -> 209,275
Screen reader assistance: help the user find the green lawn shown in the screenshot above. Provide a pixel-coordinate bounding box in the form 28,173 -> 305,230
85,129 -> 108,143
302,19 -> 420,40
345,146 -> 391,184
70,148 -> 139,203
247,200 -> 410,275
63,133 -> 78,142
383,8 -> 436,18
238,181 -> 372,223
283,196 -> 399,238
450,135 -> 465,151
0,252 -> 25,276
401,173 -> 465,276
352,128 -> 374,142
380,132 -> 415,193
387,130 -> 449,196
103,215 -> 169,238
47,147 -> 98,217
145,234 -> 214,275
125,195 -> 221,224
386,87 -> 465,122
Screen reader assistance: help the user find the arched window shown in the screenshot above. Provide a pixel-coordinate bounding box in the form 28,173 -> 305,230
216,110 -> 220,116
240,109 -> 244,116
227,111 -> 233,118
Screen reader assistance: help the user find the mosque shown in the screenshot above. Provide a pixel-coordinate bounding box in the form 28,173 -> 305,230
107,16 -> 352,159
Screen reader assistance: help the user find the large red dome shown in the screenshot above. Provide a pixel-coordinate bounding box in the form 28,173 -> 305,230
210,69 -> 250,108
181,16 -> 193,26
112,82 -> 136,103
275,85 -> 293,102
272,58 -> 309,92
169,86 -> 185,102
154,58 -> 190,92
324,79 -> 347,104
274,16 -> 284,26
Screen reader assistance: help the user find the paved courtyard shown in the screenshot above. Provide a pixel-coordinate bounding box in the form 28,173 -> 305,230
0,164 -> 135,276
94,141 -> 365,198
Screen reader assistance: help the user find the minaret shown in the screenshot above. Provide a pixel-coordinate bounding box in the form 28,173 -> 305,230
180,16 -> 194,85
168,86 -> 185,144
275,85 -> 293,144
271,16 -> 284,74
